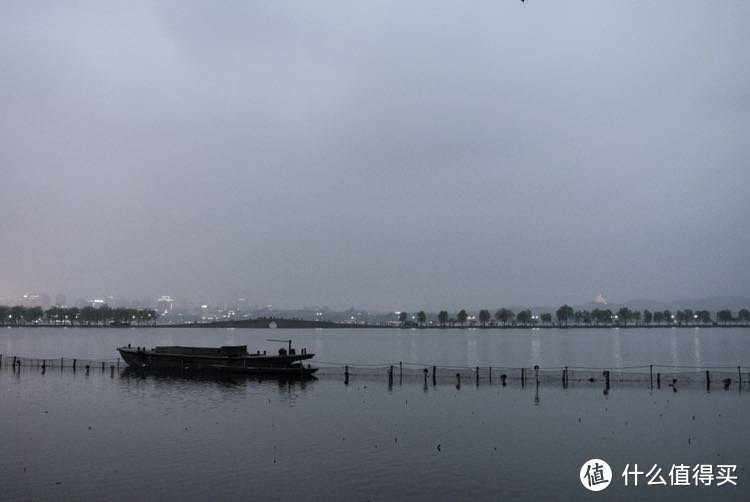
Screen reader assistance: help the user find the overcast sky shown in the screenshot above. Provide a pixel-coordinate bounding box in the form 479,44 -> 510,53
1,1 -> 749,310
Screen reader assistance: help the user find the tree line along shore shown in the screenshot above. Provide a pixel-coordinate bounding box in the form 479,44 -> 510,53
0,304 -> 749,328
399,305 -> 750,328
0,305 -> 158,326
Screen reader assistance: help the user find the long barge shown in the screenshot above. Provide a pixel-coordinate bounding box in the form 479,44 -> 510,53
117,342 -> 317,376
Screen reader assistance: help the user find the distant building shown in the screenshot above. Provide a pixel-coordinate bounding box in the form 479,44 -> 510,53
594,292 -> 608,305
21,293 -> 51,309
158,296 -> 175,315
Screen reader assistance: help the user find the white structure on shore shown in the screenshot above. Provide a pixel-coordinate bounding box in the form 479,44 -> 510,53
158,296 -> 175,315
594,292 -> 608,305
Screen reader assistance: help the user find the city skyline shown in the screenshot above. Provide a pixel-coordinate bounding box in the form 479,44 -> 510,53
2,288 -> 748,316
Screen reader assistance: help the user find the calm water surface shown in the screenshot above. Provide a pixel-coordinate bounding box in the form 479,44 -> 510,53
2,326 -> 749,367
1,328 -> 749,501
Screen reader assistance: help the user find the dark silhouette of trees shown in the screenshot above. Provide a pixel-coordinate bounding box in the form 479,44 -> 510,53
592,309 -> 613,326
478,309 -> 490,327
438,310 -> 449,327
399,311 -> 408,326
696,310 -> 711,324
683,309 -> 694,325
663,310 -> 673,324
10,306 -> 26,325
675,310 -> 689,325
574,310 -> 590,326
27,307 -> 43,323
457,309 -> 468,327
643,310 -> 653,325
717,309 -> 733,325
0,302 -> 747,329
617,307 -> 632,326
516,309 -> 532,326
494,308 -> 514,326
0,305 -> 156,326
555,305 -> 574,326
631,310 -> 641,326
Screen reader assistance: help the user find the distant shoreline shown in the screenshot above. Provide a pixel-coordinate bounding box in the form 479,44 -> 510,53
3,320 -> 750,329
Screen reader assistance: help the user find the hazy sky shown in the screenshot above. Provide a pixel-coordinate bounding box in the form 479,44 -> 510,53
2,1 -> 749,310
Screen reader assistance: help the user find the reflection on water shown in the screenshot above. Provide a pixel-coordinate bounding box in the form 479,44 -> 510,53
2,364 -> 749,502
2,328 -> 750,501
693,330 -> 703,367
117,367 -> 317,402
2,327 -> 750,368
529,329 -> 541,363
612,329 -> 623,368
670,328 -> 679,365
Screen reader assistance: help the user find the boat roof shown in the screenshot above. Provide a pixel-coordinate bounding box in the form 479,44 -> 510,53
152,345 -> 248,356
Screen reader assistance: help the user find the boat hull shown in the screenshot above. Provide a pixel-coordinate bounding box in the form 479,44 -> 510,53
117,346 -> 315,374
212,364 -> 318,377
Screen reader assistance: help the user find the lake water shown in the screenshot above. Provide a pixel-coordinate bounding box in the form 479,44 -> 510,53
1,327 -> 749,501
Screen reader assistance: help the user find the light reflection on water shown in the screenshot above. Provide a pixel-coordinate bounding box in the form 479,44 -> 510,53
694,330 -> 703,367
2,327 -> 748,368
2,328 -> 750,501
1,365 -> 749,501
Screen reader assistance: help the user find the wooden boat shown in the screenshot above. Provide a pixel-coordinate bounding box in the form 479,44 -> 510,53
117,340 -> 316,376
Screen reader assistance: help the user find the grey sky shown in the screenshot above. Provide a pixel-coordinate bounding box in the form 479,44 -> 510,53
1,1 -> 749,310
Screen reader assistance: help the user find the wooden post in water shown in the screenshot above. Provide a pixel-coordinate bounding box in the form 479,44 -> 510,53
739,366 -> 742,392
521,368 -> 525,388
344,365 -> 349,385
423,368 -> 428,388
650,365 -> 653,390
534,365 -> 540,386
12,356 -> 16,367
476,366 -> 480,386
488,367 -> 492,384
101,361 -> 105,372
41,360 -> 46,370
85,364 -> 90,375
0,354 -> 3,368
603,370 -> 610,391
388,365 -> 393,386
657,372 -> 661,389
432,366 -> 436,386
456,372 -> 461,389
706,370 -> 710,392
61,357 -> 64,368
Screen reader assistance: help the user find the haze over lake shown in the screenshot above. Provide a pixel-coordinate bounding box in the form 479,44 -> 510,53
2,1 -> 749,309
